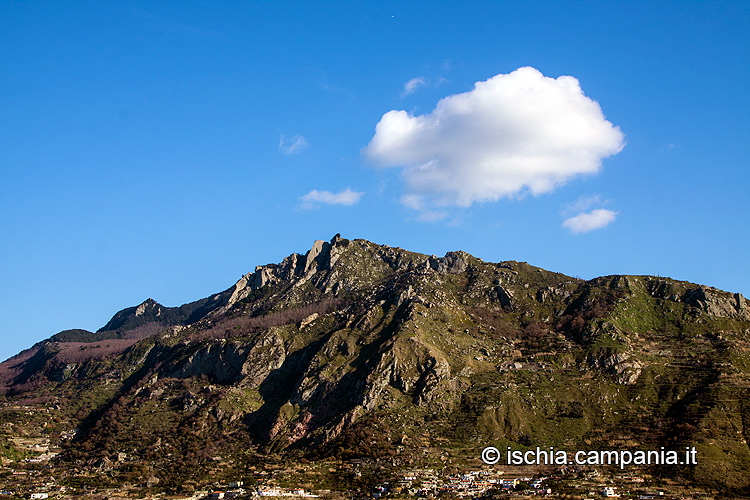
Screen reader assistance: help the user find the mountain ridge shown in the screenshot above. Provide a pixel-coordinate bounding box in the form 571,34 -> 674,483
24,234 -> 750,352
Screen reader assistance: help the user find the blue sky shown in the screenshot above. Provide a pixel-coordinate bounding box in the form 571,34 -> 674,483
1,1 -> 749,361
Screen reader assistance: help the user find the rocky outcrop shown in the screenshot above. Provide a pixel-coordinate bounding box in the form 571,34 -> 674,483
682,286 -> 750,320
647,279 -> 683,302
169,333 -> 285,387
489,285 -> 514,307
585,347 -> 642,385
303,240 -> 332,275
221,236 -> 349,311
536,285 -> 572,303
360,338 -> 456,410
429,251 -> 469,275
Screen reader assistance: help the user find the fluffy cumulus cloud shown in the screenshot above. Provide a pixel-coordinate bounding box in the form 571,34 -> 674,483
279,134 -> 309,154
364,67 -> 625,210
563,208 -> 618,234
299,188 -> 363,209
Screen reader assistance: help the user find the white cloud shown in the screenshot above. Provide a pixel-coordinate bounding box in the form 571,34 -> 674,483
562,194 -> 604,216
400,194 -> 448,222
279,134 -> 309,154
364,67 -> 625,214
401,76 -> 447,97
299,188 -> 363,209
563,208 -> 618,234
402,77 -> 428,96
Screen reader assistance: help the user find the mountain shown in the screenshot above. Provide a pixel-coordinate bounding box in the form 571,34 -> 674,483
1,234 -> 749,494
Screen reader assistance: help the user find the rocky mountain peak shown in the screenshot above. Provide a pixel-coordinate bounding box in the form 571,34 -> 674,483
135,298 -> 161,317
98,298 -> 166,333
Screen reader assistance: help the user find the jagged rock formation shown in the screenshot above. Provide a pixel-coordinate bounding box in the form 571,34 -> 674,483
1,235 -> 750,491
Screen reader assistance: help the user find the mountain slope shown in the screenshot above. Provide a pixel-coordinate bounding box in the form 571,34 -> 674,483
1,234 -> 750,492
